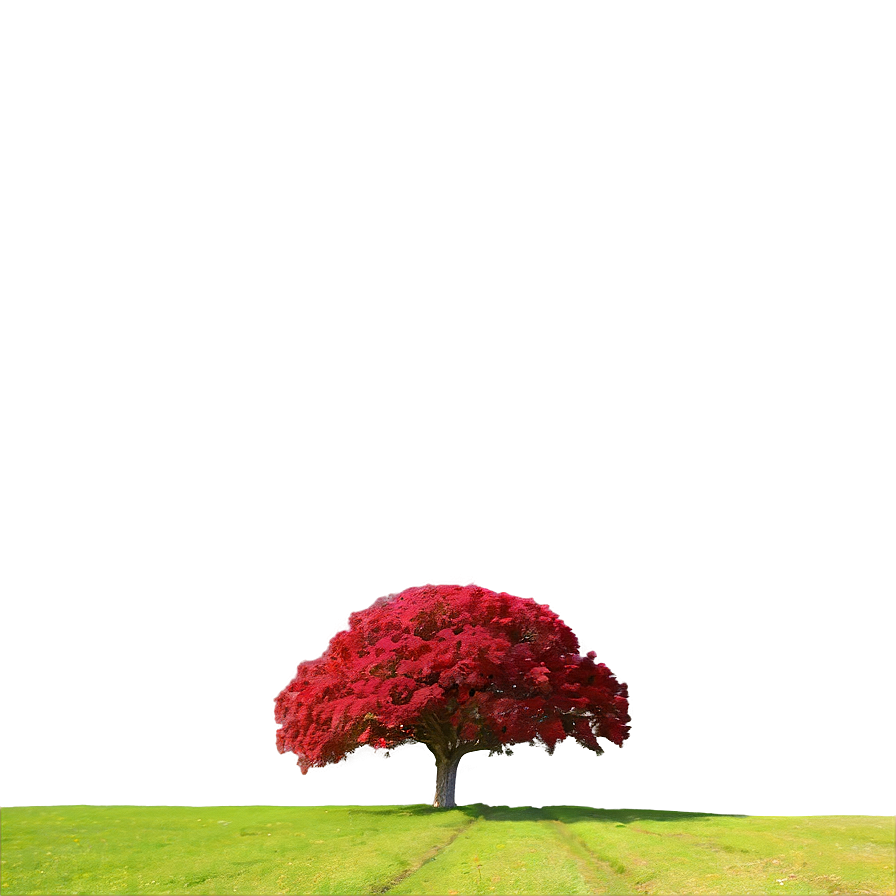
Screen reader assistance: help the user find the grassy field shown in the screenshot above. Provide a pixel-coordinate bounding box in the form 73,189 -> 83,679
1,805 -> 892,895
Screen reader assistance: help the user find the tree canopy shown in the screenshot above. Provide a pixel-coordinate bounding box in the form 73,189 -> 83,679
275,583 -> 630,807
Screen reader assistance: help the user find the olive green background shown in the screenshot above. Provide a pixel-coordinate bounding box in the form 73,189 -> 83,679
0,0 -> 896,812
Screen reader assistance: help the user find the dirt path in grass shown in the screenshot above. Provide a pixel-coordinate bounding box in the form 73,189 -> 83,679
377,813 -> 481,893
542,818 -> 630,894
384,807 -> 633,895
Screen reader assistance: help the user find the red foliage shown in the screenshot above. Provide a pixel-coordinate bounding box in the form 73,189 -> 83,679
274,584 -> 630,774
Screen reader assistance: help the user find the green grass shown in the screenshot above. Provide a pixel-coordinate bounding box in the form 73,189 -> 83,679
1,805 -> 892,895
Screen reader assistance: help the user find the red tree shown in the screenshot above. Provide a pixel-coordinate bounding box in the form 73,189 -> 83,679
274,584 -> 630,808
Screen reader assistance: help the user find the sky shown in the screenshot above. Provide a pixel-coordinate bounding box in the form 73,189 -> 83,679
1,3 -> 894,817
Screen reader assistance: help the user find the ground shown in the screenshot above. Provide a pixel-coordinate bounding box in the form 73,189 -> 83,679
1,805 -> 892,895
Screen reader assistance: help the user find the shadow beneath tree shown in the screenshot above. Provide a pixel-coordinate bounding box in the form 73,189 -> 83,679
526,805 -> 748,823
340,804 -> 748,822
476,804 -> 749,825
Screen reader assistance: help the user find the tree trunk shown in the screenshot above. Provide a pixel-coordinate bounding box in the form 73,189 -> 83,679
432,750 -> 462,808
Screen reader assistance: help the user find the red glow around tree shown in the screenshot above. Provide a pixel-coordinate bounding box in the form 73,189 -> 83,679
274,584 -> 630,807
